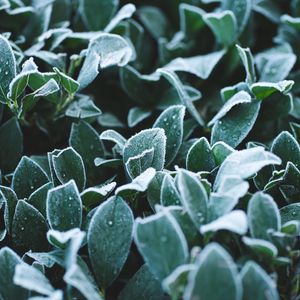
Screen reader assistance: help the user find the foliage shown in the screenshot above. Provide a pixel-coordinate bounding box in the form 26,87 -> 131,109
0,0 -> 300,299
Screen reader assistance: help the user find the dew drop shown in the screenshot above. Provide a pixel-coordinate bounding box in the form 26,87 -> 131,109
108,220 -> 113,226
5,71 -> 8,75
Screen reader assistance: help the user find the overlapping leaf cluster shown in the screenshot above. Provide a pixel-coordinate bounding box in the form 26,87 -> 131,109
1,0 -> 300,299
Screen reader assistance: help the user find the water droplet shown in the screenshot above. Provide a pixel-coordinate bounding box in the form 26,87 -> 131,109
172,115 -> 176,120
163,117 -> 167,122
5,61 -> 8,65
68,196 -> 73,200
5,71 -> 8,75
30,185 -> 34,190
161,236 -> 167,242
292,211 -> 297,216
108,220 -> 113,226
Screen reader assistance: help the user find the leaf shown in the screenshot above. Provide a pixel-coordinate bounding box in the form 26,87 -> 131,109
125,148 -> 155,179
147,171 -> 167,209
221,0 -> 251,34
248,192 -> 280,240
12,156 -> 49,199
127,107 -> 151,128
88,196 -> 133,288
177,169 -> 208,227
164,50 -> 225,80
186,137 -> 216,172
46,180 -> 82,231
0,117 -> 23,174
78,33 -> 133,89
134,209 -> 188,280
53,68 -> 79,94
52,147 -> 86,191
184,243 -> 242,300
79,0 -> 119,31
271,131 -> 300,168
1,186 -> 18,234
14,263 -> 54,296
211,100 -> 261,148
100,129 -> 126,150
69,121 -> 104,185
179,4 -> 205,38
203,11 -> 237,47
242,236 -> 278,258
0,35 -> 16,103
12,200 -> 48,251
160,174 -> 181,206
115,167 -> 156,198
163,264 -> 196,300
200,210 -> 248,235
118,264 -> 164,300
80,182 -> 116,207
123,128 -> 166,171
64,264 -> 103,300
65,96 -> 102,119
211,141 -> 234,166
236,45 -> 256,85
280,203 -> 300,223
214,147 -> 281,190
153,105 -> 185,165
209,176 -> 249,219
208,91 -> 252,126
251,80 -> 294,100
240,261 -> 279,300
0,247 -> 27,300
104,3 -> 136,33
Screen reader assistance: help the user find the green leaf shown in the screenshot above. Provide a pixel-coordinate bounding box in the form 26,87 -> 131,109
164,50 -> 225,80
214,147 -> 281,190
78,33 -> 133,89
100,129 -> 126,150
242,236 -> 278,258
127,107 -> 151,128
177,169 -> 208,227
248,192 -> 280,240
13,263 -> 54,296
65,96 -> 102,119
208,91 -> 252,127
211,100 -> 261,148
46,180 -> 82,231
211,141 -> 234,166
118,264 -> 164,300
179,4 -> 205,38
125,148 -> 155,179
123,128 -> 166,172
1,186 -> 18,234
203,11 -> 237,47
88,196 -> 133,288
80,182 -> 116,207
236,45 -> 256,85
53,67 -> 79,94
271,131 -> 300,168
79,0 -> 119,31
280,203 -> 300,223
0,117 -> 23,174
12,200 -> 48,251
209,176 -> 249,219
147,171 -> 167,210
221,0 -> 251,34
12,156 -> 49,199
186,137 -> 216,172
0,35 -> 16,103
251,80 -> 294,100
52,147 -> 86,191
0,247 -> 27,300
134,209 -> 188,280
153,105 -> 185,165
240,261 -> 279,300
160,174 -> 181,206
184,243 -> 242,300
69,121 -> 104,185
64,264 -> 103,300
104,3 -> 136,32
115,167 -> 156,198
200,210 -> 248,235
